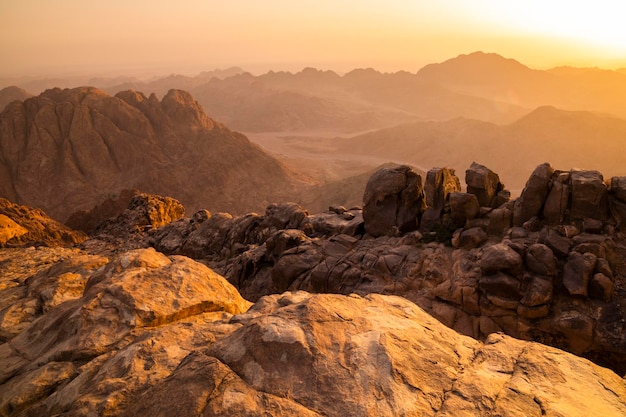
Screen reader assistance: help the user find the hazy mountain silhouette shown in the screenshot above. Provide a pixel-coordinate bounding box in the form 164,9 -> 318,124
417,51 -> 626,118
334,105 -> 626,193
0,87 -> 304,221
0,86 -> 32,111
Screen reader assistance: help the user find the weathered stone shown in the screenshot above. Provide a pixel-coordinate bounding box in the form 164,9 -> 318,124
543,229 -> 573,258
557,224 -> 580,238
595,257 -> 613,278
493,190 -> 511,208
486,206 -> 512,236
543,171 -> 570,224
556,311 -> 595,354
480,243 -> 523,275
583,217 -> 604,234
517,304 -> 551,319
479,271 -> 521,300
609,196 -> 626,231
609,176 -> 626,202
0,214 -> 28,245
451,227 -> 488,249
362,165 -> 424,237
525,244 -> 557,276
449,192 -> 480,228
465,162 -> 503,207
265,229 -> 310,260
513,163 -> 554,226
0,199 -> 86,247
562,252 -> 597,296
420,167 -> 461,232
589,273 -> 614,302
570,170 -> 608,220
520,275 -> 553,307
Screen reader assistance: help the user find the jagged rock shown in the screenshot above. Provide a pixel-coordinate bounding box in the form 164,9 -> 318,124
543,171 -> 570,224
449,192 -> 480,228
609,176 -> 626,202
486,206 -> 513,235
0,214 -> 27,244
305,209 -> 364,237
91,193 -> 184,248
420,167 -> 460,232
479,272 -> 521,300
66,189 -> 140,234
480,243 -> 523,275
0,198 -> 86,247
513,163 -> 554,226
451,227 -> 488,249
520,275 -> 553,308
543,229 -> 573,258
465,162 -> 504,208
588,273 -> 614,302
570,170 -> 608,221
525,244 -> 557,277
562,252 -> 597,296
362,165 -> 424,237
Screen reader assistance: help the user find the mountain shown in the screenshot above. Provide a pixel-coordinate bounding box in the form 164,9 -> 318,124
417,51 -> 626,118
0,87 -> 304,221
333,106 -> 626,193
0,86 -> 32,111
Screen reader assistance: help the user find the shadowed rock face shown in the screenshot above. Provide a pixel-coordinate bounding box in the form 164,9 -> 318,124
362,165 -> 425,237
1,247 -> 625,417
0,87 -> 302,221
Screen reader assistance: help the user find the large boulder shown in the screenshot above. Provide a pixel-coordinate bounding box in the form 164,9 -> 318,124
449,192 -> 480,228
465,162 -> 504,208
362,165 -> 424,237
543,171 -> 570,224
513,163 -> 554,226
420,167 -> 460,232
570,170 -> 608,221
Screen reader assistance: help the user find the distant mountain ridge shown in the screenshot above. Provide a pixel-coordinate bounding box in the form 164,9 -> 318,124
6,51 -> 626,133
333,105 -> 626,193
0,87 -> 303,221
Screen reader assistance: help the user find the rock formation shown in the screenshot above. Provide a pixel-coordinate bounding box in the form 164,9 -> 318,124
138,162 -> 626,375
1,245 -> 624,417
0,87 -> 303,221
0,198 -> 86,247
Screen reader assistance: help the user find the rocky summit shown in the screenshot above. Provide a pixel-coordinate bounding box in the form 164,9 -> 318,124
0,162 -> 626,416
0,87 -> 302,221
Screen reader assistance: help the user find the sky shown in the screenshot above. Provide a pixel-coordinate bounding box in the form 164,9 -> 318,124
2,1 -> 626,78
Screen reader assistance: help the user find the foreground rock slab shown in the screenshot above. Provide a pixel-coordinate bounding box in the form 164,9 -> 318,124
1,247 -> 625,417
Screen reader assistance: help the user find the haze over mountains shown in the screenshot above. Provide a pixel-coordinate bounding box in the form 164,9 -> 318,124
1,51 -> 626,218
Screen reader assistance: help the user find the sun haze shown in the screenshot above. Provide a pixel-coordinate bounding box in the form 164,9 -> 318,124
1,0 -> 625,77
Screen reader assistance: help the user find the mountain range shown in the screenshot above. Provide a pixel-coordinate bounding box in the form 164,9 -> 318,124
0,87 -> 304,221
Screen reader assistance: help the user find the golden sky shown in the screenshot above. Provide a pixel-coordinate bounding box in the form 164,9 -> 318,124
1,0 -> 626,77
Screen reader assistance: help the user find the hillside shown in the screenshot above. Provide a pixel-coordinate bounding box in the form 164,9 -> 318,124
0,87 -> 304,221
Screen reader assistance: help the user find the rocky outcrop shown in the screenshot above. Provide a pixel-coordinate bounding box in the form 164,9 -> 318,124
143,163 -> 626,375
465,162 -> 506,208
0,87 -> 303,221
362,165 -> 424,237
65,189 -> 140,234
513,163 -> 621,230
0,198 -> 86,247
92,193 -> 185,243
1,248 -> 624,417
